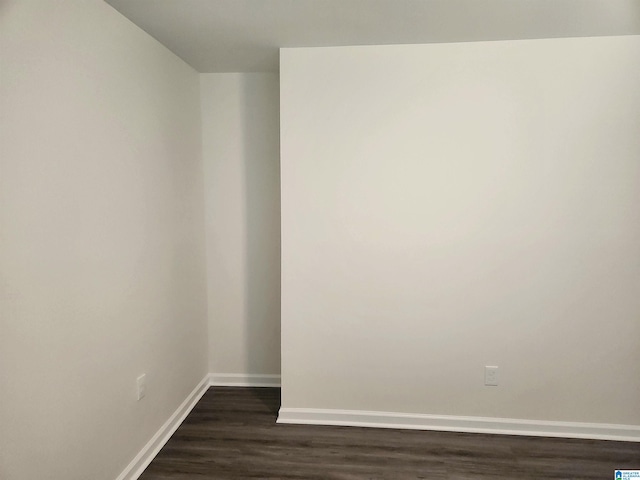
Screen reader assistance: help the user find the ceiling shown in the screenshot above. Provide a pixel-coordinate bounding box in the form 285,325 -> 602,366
105,0 -> 640,73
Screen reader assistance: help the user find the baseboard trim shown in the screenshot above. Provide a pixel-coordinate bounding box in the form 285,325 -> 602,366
277,407 -> 640,442
116,375 -> 210,480
209,373 -> 281,387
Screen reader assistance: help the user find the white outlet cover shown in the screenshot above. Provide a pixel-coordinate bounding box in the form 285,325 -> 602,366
136,374 -> 146,400
485,366 -> 499,386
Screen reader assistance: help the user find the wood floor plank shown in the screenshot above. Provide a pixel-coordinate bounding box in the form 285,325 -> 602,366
139,387 -> 640,480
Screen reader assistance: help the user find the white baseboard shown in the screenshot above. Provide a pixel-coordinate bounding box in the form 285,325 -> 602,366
277,407 -> 640,442
116,375 -> 210,480
116,375 -> 637,480
209,373 -> 281,387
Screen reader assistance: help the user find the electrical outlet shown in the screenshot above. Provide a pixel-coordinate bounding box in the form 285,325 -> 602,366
485,366 -> 499,386
137,374 -> 146,400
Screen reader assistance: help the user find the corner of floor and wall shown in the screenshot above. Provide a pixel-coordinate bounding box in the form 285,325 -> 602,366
114,373 -> 282,480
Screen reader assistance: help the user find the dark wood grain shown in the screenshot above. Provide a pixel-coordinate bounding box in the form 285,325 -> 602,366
139,387 -> 639,479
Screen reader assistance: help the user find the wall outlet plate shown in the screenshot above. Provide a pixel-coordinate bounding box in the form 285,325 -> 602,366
485,366 -> 499,386
137,374 -> 146,400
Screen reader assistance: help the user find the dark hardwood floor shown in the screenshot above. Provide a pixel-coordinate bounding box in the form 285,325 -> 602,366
139,387 -> 639,479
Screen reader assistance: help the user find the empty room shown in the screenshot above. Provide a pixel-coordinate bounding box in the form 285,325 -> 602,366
1,1 -> 639,479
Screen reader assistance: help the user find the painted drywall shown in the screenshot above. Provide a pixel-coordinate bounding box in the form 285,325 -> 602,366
0,2 -> 208,479
201,73 -> 281,376
280,37 -> 640,426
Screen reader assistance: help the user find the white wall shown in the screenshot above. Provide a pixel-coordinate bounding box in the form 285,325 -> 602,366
201,73 -> 281,377
280,37 -> 640,427
0,2 -> 208,479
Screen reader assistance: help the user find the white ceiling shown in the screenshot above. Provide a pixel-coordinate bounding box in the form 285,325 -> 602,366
105,0 -> 640,73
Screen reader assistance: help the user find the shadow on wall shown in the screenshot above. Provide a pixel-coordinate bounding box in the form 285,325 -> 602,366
239,74 -> 282,376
